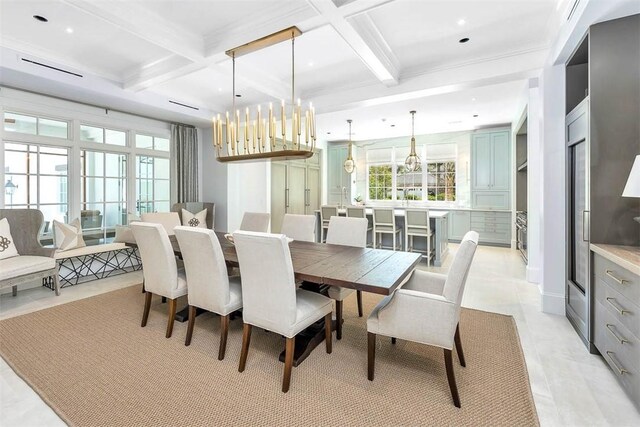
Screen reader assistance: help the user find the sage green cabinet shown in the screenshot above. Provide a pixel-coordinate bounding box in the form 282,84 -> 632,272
471,130 -> 511,209
327,145 -> 351,205
448,211 -> 471,241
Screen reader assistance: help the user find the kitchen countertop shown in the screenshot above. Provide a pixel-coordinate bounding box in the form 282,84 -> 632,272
590,243 -> 640,275
315,208 -> 448,218
320,206 -> 511,213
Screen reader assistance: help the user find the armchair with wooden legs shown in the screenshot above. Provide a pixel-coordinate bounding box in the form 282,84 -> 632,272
131,223 -> 188,338
366,231 -> 479,408
174,226 -> 242,360
233,231 -> 333,393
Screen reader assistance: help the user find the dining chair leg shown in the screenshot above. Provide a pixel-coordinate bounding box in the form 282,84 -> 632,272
335,300 -> 343,340
357,291 -> 363,317
282,336 -> 295,393
238,323 -> 252,372
165,298 -> 177,338
391,337 -> 396,344
141,291 -> 152,327
12,285 -> 17,297
323,313 -> 333,354
218,314 -> 230,360
367,332 -> 376,381
454,323 -> 466,367
185,305 -> 196,346
427,234 -> 431,266
444,348 -> 461,408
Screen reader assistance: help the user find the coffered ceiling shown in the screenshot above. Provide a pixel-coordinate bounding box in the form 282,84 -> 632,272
0,0 -> 566,133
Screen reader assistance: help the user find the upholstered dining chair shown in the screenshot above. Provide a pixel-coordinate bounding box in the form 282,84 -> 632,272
140,212 -> 181,235
233,231 -> 333,393
366,231 -> 478,407
174,226 -> 242,360
405,208 -> 433,266
319,205 -> 339,242
280,214 -> 316,242
326,216 -> 368,340
239,212 -> 270,232
346,206 -> 373,247
131,222 -> 188,338
372,208 -> 402,250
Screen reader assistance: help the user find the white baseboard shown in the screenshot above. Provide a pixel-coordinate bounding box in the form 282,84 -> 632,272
526,266 -> 540,283
539,287 -> 565,315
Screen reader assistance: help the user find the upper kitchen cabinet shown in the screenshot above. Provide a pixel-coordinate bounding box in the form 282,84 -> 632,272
471,130 -> 511,209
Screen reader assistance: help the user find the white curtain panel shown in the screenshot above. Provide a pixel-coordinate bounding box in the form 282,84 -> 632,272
170,124 -> 199,204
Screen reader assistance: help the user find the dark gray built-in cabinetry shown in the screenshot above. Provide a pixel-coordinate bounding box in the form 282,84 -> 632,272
565,14 -> 640,406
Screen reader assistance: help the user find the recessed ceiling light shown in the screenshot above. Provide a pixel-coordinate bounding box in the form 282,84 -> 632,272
65,27 -> 73,34
327,132 -> 331,135
218,87 -> 222,92
459,37 -> 470,43
473,114 -> 479,118
471,97 -> 476,101
308,61 -> 314,67
235,94 -> 242,98
457,19 -> 466,26
381,118 -> 386,122
33,15 -> 48,22
391,124 -> 396,127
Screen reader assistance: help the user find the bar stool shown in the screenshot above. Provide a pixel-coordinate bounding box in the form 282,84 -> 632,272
346,206 -> 373,247
404,208 -> 433,266
372,208 -> 402,250
320,206 -> 338,243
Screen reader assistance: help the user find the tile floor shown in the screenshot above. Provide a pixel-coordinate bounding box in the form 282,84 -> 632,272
1,245 -> 640,426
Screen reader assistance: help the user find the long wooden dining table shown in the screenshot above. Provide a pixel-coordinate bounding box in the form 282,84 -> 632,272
138,231 -> 422,365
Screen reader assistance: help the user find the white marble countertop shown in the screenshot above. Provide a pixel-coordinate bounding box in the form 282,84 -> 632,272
590,243 -> 640,276
316,208 -> 448,218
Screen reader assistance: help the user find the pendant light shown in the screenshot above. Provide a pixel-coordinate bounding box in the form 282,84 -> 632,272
343,119 -> 355,174
405,110 -> 420,171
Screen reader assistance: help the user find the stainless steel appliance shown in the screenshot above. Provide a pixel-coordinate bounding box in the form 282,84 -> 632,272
515,211 -> 527,263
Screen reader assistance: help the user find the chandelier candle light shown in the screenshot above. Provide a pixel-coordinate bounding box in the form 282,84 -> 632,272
405,110 -> 420,172
212,27 -> 316,162
343,119 -> 355,174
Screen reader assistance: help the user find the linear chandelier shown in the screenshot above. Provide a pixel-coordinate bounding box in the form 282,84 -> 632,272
212,27 -> 316,162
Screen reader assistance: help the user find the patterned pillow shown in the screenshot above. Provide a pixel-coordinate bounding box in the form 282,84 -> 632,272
181,208 -> 208,229
53,218 -> 86,251
0,218 -> 19,260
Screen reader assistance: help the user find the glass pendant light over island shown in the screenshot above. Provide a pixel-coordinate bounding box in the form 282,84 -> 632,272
212,27 -> 316,162
343,119 -> 355,174
405,110 -> 420,171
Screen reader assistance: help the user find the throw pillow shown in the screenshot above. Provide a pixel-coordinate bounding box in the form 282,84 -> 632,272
113,225 -> 136,244
53,218 -> 86,251
0,218 -> 19,260
182,208 -> 208,229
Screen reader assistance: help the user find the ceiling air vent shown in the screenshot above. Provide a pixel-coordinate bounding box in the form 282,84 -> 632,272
566,0 -> 581,22
20,58 -> 83,77
169,100 -> 200,110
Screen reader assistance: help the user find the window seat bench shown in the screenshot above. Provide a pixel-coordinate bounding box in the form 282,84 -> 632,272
43,242 -> 142,289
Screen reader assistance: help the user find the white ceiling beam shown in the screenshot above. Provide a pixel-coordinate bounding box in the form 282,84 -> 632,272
309,47 -> 549,114
61,0 -> 205,62
305,0 -> 399,86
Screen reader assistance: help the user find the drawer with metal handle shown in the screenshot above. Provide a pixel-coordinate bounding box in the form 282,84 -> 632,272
595,279 -> 640,339
594,253 -> 639,306
594,300 -> 640,372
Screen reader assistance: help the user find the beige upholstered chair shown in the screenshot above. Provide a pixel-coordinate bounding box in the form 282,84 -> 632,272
172,202 -> 215,229
326,216 -> 368,339
233,231 -> 333,393
367,231 -> 479,408
174,226 -> 242,360
132,222 -> 188,338
319,206 -> 339,242
140,212 -> 181,235
0,209 -> 60,296
280,214 -> 316,242
372,208 -> 402,250
405,208 -> 433,266
239,212 -> 270,232
346,206 -> 373,247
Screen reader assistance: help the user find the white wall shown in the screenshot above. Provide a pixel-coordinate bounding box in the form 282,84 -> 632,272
200,127 -> 228,231
226,162 -> 270,232
526,80 -> 543,284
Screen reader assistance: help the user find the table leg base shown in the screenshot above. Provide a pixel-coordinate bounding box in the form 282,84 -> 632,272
175,306 -> 205,323
278,318 -> 339,367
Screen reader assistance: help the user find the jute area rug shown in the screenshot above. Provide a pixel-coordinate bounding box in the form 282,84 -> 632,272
0,284 -> 538,426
